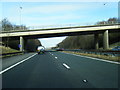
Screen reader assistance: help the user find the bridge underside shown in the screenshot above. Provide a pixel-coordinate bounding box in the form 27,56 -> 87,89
1,28 -> 120,51
2,28 -> 119,40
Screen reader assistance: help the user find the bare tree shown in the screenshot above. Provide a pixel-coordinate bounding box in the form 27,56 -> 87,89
2,18 -> 13,31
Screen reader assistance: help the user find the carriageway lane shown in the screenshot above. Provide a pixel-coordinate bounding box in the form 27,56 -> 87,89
2,52 -> 94,88
2,52 -> 119,88
50,52 -> 119,88
2,53 -> 36,70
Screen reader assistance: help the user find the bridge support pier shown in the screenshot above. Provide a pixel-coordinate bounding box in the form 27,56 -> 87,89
94,33 -> 99,50
20,36 -> 24,52
103,30 -> 109,50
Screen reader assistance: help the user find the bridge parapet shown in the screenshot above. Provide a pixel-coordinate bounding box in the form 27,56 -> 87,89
0,23 -> 119,33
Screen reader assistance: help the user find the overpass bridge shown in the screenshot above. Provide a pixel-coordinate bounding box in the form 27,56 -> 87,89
0,24 -> 119,51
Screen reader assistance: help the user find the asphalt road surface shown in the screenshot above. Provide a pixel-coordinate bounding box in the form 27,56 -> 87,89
1,51 -> 119,88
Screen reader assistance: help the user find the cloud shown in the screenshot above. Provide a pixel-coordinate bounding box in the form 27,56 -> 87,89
22,4 -> 84,14
8,13 -> 85,26
2,2 -> 118,27
19,2 -> 114,16
3,3 -> 93,23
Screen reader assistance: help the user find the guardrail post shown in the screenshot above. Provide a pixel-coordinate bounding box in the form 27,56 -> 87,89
20,36 -> 24,52
103,30 -> 109,50
94,33 -> 99,50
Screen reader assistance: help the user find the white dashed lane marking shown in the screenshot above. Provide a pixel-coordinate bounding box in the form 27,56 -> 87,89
83,79 -> 88,83
55,57 -> 58,59
63,63 -> 70,69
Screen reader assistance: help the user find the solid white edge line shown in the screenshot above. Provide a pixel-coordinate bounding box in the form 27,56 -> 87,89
63,63 -> 70,69
0,53 -> 37,74
61,52 -> 120,65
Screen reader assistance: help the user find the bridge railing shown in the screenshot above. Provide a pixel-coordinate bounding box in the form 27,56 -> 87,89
27,22 -> 95,30
0,22 -> 119,33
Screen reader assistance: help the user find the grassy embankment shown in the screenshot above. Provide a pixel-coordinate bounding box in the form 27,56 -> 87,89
0,46 -> 23,58
109,42 -> 120,49
63,51 -> 119,62
63,42 -> 120,62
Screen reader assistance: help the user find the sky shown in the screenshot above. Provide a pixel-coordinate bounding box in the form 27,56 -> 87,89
0,0 -> 119,48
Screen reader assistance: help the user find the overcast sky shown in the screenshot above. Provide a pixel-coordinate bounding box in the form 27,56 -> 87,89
1,1 -> 118,48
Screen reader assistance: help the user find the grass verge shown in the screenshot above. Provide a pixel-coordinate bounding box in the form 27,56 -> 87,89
0,46 -> 23,58
1,53 -> 23,58
63,51 -> 120,62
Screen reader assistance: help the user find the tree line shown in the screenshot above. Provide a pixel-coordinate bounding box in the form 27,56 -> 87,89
57,17 -> 120,49
96,17 -> 118,25
1,18 -> 42,52
1,18 -> 27,31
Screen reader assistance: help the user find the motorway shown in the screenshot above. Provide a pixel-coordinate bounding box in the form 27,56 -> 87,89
1,51 -> 119,88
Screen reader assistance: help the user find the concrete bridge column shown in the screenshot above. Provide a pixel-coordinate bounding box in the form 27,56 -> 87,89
94,33 -> 99,50
103,30 -> 109,50
20,36 -> 24,52
24,38 -> 28,52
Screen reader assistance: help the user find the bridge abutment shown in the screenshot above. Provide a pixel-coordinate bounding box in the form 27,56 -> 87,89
103,30 -> 109,50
